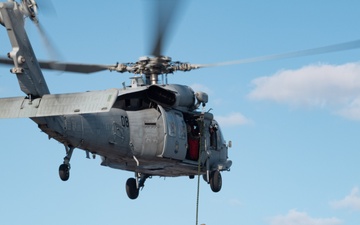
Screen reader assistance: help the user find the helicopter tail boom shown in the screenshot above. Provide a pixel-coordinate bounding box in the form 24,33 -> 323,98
0,1 -> 50,98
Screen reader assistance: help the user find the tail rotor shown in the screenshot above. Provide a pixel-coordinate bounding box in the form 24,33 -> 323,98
20,0 -> 39,23
20,0 -> 63,70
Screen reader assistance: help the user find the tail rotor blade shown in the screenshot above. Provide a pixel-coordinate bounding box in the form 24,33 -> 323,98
35,23 -> 64,70
21,0 -> 63,70
36,0 -> 57,17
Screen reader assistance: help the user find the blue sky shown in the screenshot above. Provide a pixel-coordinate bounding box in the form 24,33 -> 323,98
1,1 -> 360,225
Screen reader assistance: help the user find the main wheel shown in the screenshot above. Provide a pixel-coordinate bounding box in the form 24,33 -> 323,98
59,164 -> 70,181
126,178 -> 139,200
209,170 -> 222,192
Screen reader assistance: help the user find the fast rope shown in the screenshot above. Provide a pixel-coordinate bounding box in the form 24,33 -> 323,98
195,154 -> 201,225
195,115 -> 205,225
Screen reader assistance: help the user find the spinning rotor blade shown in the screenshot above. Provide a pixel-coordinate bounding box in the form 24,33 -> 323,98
149,0 -> 185,57
35,23 -> 64,68
33,1 -> 65,71
36,0 -> 57,17
20,0 -> 64,70
37,61 -> 113,74
0,57 -> 13,66
0,56 -> 113,74
3,39 -> 360,75
193,39 -> 360,69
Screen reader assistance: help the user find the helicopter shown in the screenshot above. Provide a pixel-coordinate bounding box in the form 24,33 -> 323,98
1,0 -> 360,200
0,0 -> 233,200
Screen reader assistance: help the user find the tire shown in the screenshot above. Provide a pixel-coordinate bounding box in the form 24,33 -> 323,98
126,178 -> 139,200
59,164 -> 70,181
210,170 -> 222,192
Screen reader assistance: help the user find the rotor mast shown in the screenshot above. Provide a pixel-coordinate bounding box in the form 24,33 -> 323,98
145,56 -> 170,85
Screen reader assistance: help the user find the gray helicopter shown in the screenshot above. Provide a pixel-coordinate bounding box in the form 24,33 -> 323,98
0,0 -> 233,200
1,0 -> 360,200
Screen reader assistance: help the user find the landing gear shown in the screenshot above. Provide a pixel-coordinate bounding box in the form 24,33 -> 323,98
209,170 -> 222,192
203,170 -> 222,192
126,178 -> 139,200
59,163 -> 70,181
125,173 -> 150,200
59,145 -> 74,182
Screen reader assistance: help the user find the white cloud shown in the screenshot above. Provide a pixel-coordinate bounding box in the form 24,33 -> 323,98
331,187 -> 360,211
336,98 -> 360,120
269,209 -> 342,225
248,62 -> 360,120
215,112 -> 251,127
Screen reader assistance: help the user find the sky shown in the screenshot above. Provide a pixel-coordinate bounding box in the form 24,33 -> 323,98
0,0 -> 360,225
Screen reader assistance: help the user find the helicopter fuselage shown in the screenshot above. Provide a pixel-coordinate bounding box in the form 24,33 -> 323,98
32,84 -> 231,177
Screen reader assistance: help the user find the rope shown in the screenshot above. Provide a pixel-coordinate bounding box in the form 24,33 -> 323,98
195,157 -> 201,225
195,115 -> 205,225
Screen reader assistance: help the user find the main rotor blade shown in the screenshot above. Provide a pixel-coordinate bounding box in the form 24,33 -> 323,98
0,56 -> 112,73
0,57 -> 13,66
149,0 -> 186,57
194,39 -> 360,69
37,61 -> 113,73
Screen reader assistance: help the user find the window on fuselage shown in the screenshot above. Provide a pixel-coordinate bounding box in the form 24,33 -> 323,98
113,91 -> 150,111
210,127 -> 217,149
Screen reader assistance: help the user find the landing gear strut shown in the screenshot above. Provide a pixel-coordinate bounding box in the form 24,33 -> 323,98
59,145 -> 74,181
125,173 -> 150,200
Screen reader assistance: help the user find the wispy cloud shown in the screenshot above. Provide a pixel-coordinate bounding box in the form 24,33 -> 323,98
331,187 -> 360,211
248,62 -> 360,120
215,112 -> 252,127
269,209 -> 342,225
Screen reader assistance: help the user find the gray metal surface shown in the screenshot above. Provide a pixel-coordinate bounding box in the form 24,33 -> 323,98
0,89 -> 118,118
0,1 -> 50,97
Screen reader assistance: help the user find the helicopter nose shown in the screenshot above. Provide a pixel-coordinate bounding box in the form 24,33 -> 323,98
218,160 -> 232,171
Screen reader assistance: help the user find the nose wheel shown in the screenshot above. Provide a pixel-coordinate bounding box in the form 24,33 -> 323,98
203,170 -> 222,192
209,170 -> 222,192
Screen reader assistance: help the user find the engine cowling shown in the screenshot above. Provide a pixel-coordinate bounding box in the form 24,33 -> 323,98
147,84 -> 195,109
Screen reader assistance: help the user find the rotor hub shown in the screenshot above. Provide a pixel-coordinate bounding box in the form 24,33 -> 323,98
109,56 -> 199,84
21,0 -> 39,23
